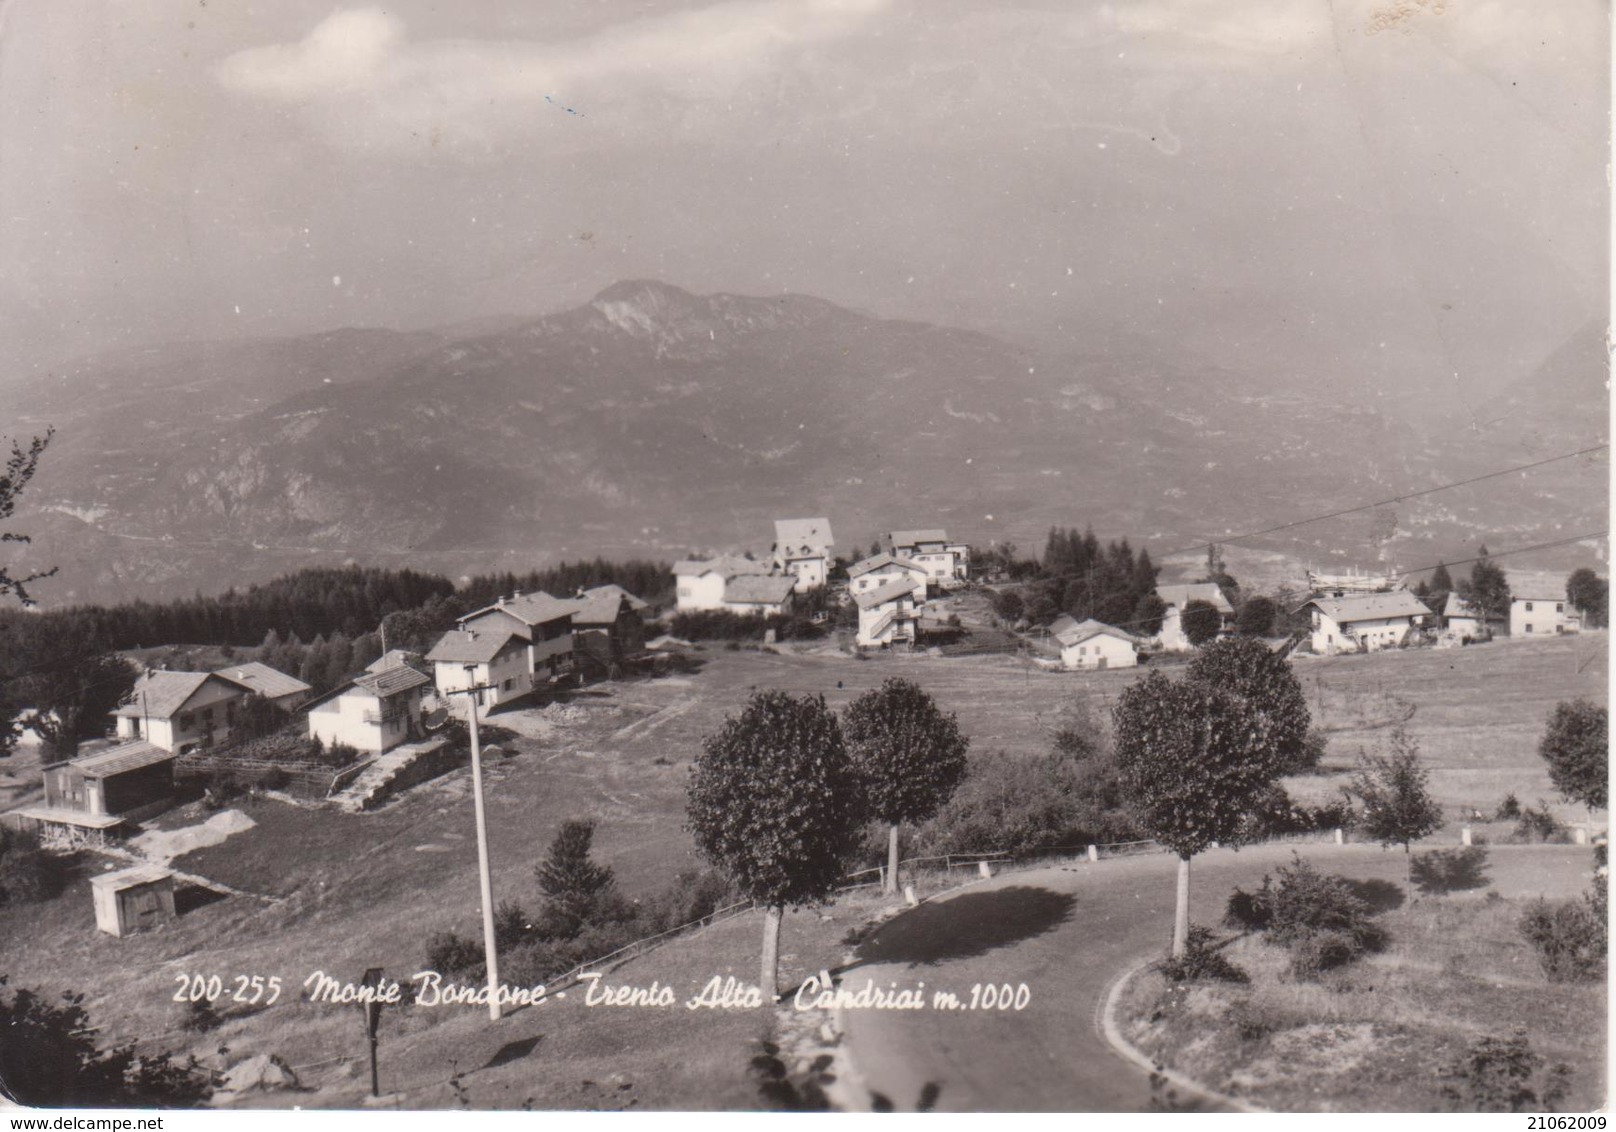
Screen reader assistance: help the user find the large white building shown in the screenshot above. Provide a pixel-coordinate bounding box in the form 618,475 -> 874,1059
1510,592 -> 1580,637
854,578 -> 921,647
1297,591 -> 1433,654
306,664 -> 432,755
113,665 -> 310,754
772,518 -> 835,591
427,626 -> 533,710
846,552 -> 928,601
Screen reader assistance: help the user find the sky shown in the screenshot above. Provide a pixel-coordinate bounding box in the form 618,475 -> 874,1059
0,0 -> 1608,406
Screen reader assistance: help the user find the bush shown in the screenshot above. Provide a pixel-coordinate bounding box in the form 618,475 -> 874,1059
1225,854 -> 1388,978
1236,785 -> 1354,840
1511,803 -> 1569,844
1495,793 -> 1522,821
424,931 -> 485,978
1409,846 -> 1490,895
1156,925 -> 1249,984
0,826 -> 62,905
179,997 -> 221,1034
1438,1029 -> 1571,1112
257,767 -> 291,791
1518,885 -> 1607,982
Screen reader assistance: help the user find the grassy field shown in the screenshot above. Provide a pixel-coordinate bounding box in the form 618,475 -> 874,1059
0,630 -> 1605,1108
1117,849 -> 1607,1112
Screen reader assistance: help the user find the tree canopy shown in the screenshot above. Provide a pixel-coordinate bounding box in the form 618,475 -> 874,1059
1180,599 -> 1223,647
1186,637 -> 1311,772
1538,699 -> 1607,811
1235,596 -> 1278,637
0,431 -> 56,606
1566,569 -> 1608,630
1459,547 -> 1511,624
1346,726 -> 1443,855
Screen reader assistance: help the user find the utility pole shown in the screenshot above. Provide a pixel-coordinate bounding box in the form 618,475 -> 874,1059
447,671 -> 503,1021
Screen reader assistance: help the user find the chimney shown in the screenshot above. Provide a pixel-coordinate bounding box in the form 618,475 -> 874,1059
512,588 -> 523,599
496,596 -> 505,608
464,629 -> 476,642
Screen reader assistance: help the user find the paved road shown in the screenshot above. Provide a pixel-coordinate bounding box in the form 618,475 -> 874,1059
839,842 -> 1589,1112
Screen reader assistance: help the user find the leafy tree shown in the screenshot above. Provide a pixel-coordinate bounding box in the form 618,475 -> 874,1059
842,678 -> 970,895
535,819 -> 618,938
1538,699 -> 1607,811
1458,546 -> 1511,625
1186,637 -> 1311,772
1346,726 -> 1443,875
1180,599 -> 1222,647
1235,596 -> 1277,637
15,630 -> 138,760
1113,671 -> 1289,957
1565,568 -> 1608,629
0,976 -> 209,1107
0,430 -> 56,606
1132,592 -> 1167,637
1426,560 -> 1454,616
687,691 -> 864,1000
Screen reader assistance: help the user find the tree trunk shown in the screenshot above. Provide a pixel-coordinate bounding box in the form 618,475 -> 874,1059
1172,854 -> 1192,958
885,822 -> 901,896
760,904 -> 783,1003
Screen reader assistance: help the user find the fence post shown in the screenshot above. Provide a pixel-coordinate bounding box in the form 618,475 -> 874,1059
1334,828 -> 1344,845
1461,826 -> 1472,846
1087,845 -> 1099,863
903,884 -> 919,907
977,860 -> 992,879
1574,827 -> 1589,846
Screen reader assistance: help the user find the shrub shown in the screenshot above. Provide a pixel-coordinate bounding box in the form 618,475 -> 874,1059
1225,854 -> 1388,978
1511,803 -> 1569,844
1410,846 -> 1490,895
424,931 -> 484,978
0,826 -> 62,905
1518,885 -> 1607,982
256,767 -> 291,791
1495,793 -> 1522,821
179,998 -> 220,1034
1438,1029 -> 1571,1112
1156,925 -> 1249,984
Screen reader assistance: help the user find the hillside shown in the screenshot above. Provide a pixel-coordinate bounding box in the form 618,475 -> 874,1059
1,282 -> 1604,605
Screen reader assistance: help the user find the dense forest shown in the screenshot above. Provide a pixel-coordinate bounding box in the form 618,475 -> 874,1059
989,527 -> 1167,632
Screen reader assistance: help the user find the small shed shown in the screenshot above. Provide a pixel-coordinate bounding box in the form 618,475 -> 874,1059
91,865 -> 177,937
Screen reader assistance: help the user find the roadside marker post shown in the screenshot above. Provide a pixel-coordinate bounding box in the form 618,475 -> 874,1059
360,966 -> 384,1097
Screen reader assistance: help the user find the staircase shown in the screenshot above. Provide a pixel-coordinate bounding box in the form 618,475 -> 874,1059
329,737 -> 453,813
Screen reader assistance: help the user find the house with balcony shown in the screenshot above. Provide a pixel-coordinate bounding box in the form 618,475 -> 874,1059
112,665 -> 308,755
854,578 -> 922,648
885,529 -> 968,588
427,626 -> 533,710
772,518 -> 835,592
5,740 -> 183,845
459,590 -> 580,682
1296,591 -> 1433,654
847,552 -> 929,602
306,664 -> 433,755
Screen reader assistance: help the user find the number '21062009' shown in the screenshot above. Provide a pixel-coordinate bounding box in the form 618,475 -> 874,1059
1528,1120 -> 1605,1129
172,973 -> 283,1006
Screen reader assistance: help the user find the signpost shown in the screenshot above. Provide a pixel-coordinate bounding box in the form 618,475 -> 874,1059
359,966 -> 385,1097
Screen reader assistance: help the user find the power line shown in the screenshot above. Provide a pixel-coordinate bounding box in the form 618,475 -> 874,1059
1164,442 -> 1609,560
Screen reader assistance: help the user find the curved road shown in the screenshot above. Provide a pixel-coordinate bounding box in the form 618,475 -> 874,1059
839,842 -> 1589,1112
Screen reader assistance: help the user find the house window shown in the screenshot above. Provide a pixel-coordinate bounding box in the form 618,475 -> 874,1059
1556,603 -> 1564,613
1525,624 -> 1534,634
1525,602 -> 1534,612
503,678 -> 514,691
179,712 -> 193,729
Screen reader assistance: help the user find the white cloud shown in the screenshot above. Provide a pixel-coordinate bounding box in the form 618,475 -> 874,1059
215,0 -> 890,151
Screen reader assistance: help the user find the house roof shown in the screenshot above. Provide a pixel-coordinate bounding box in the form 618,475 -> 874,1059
1156,583 -> 1235,615
353,665 -> 431,697
70,741 -> 177,778
673,554 -> 772,578
572,584 -> 647,625
217,661 -> 310,701
854,577 -> 919,609
462,591 -> 579,628
773,518 -> 834,556
722,574 -> 798,605
1303,592 -> 1432,624
1055,618 -> 1136,649
366,649 -> 423,673
112,671 -> 236,719
847,552 -> 926,580
426,627 -> 528,664
1512,592 -> 1568,604
888,528 -> 949,547
89,864 -> 174,890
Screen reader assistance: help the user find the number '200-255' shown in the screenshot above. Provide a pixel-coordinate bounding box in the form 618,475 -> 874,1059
172,973 -> 282,1005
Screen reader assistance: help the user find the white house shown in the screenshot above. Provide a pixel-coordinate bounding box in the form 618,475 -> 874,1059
673,555 -> 773,612
1510,592 -> 1580,637
1442,592 -> 1501,641
1297,591 -> 1433,654
854,578 -> 921,647
772,518 -> 835,592
847,552 -> 929,601
459,591 -> 579,681
306,665 -> 432,755
886,529 -> 968,588
1052,617 -> 1139,670
112,666 -> 309,754
427,626 -> 533,709
1154,583 -> 1236,651
721,574 -> 798,617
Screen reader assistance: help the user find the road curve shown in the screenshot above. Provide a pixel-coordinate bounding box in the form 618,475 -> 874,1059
838,842 -> 1585,1112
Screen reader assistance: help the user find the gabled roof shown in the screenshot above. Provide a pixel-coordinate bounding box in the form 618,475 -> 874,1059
1302,592 -> 1432,624
888,529 -> 949,547
112,671 -> 242,719
1442,592 -> 1502,620
90,864 -> 174,890
572,585 -> 647,625
1512,591 -> 1569,604
69,741 -> 177,778
1054,618 -> 1137,649
774,518 -> 833,555
353,665 -> 431,697
673,554 -> 772,579
1156,583 -> 1235,615
847,552 -> 927,580
722,574 -> 798,605
366,649 -> 423,674
462,591 -> 579,628
217,661 -> 310,701
426,627 -> 528,664
854,577 -> 920,609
